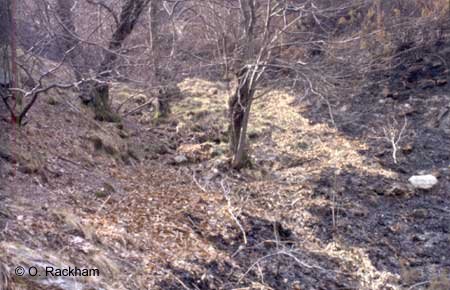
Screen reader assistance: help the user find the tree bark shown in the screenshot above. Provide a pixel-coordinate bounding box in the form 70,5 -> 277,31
0,0 -> 12,85
228,0 -> 257,169
91,0 -> 151,121
229,67 -> 255,169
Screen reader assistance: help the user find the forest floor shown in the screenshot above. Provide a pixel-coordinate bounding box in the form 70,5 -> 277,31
0,68 -> 450,289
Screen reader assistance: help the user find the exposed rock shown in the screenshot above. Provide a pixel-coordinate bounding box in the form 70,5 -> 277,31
173,154 -> 188,164
408,174 -> 438,190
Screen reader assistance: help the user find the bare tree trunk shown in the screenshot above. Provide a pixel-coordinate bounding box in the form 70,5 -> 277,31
228,0 -> 256,169
0,0 -> 12,118
229,67 -> 255,168
0,0 -> 19,123
91,0 -> 150,121
0,0 -> 12,86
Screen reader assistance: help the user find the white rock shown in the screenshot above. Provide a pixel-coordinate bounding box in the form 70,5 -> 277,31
173,155 -> 188,164
408,174 -> 438,190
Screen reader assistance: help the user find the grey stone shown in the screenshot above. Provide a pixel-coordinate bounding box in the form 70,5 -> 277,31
408,174 -> 438,190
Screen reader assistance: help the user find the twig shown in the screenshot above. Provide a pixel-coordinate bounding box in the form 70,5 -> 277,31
95,195 -> 112,215
192,172 -> 208,193
407,281 -> 430,290
220,179 -> 247,245
383,116 -> 407,164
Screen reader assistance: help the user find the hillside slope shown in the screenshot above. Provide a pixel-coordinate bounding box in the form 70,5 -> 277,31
0,73 -> 449,290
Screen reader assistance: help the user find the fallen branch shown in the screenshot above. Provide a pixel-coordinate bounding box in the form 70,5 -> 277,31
122,97 -> 156,117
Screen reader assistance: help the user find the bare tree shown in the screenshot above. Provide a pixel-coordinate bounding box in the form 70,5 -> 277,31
89,0 -> 151,122
228,0 -> 306,169
228,0 -> 256,169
